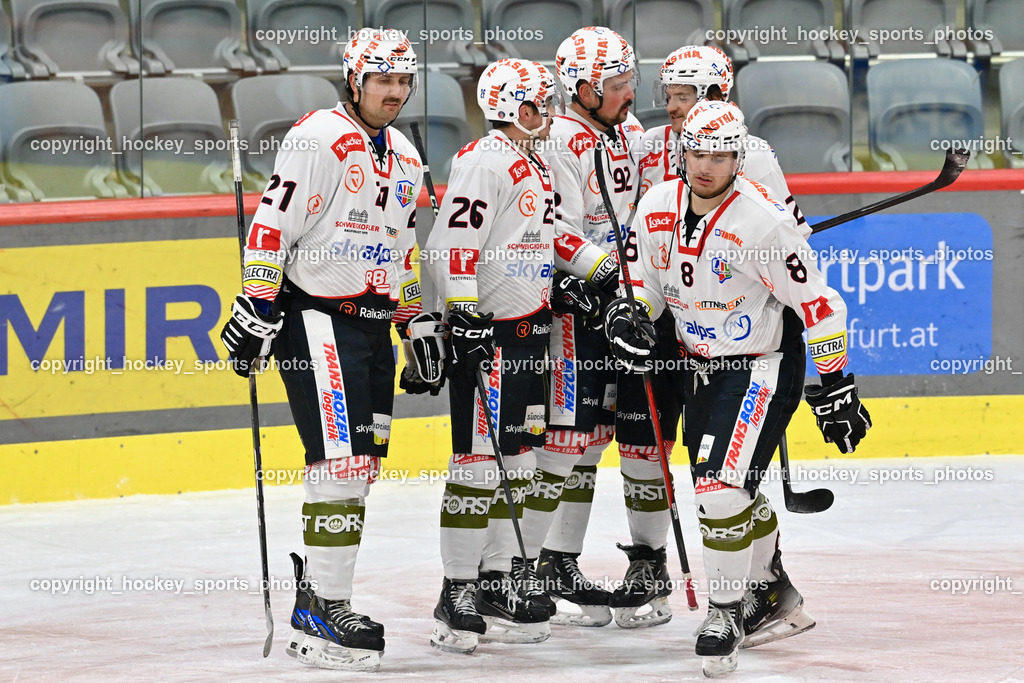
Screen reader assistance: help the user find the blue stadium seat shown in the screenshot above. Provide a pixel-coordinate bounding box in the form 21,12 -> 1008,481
110,77 -> 232,196
722,0 -> 843,62
481,0 -> 596,63
230,74 -> 340,188
736,61 -> 856,172
393,70 -> 471,181
1,3 -> 26,81
244,0 -> 356,74
367,0 -> 486,70
9,0 -> 138,80
0,81 -> 127,201
867,59 -> 990,171
846,0 -> 965,59
966,0 -> 1024,60
129,0 -> 256,77
605,0 -> 713,63
998,58 -> 1024,168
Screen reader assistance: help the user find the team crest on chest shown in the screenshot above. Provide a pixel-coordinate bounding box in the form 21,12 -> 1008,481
395,179 -> 415,207
711,257 -> 732,283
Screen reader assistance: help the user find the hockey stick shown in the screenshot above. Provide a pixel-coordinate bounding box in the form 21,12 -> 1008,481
409,121 -> 532,563
774,147 -> 970,513
778,433 -> 833,513
594,144 -> 699,611
810,147 -> 970,233
228,121 -> 274,657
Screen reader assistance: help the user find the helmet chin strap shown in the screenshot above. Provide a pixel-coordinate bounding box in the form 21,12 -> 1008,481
572,92 -> 616,131
512,118 -> 546,140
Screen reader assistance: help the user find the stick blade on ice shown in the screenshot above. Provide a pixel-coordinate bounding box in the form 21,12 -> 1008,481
784,487 -> 835,514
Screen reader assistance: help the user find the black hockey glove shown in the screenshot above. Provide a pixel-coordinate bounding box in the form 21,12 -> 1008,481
604,297 -> 657,373
551,271 -> 604,319
804,373 -> 872,454
445,310 -> 496,378
220,294 -> 284,377
398,312 -> 447,396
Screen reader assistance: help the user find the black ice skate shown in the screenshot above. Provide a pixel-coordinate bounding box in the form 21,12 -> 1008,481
609,543 -> 673,629
297,595 -> 385,672
475,570 -> 550,644
695,600 -> 744,677
430,578 -> 487,654
511,556 -> 556,617
741,549 -> 816,648
536,548 -> 613,627
286,553 -> 383,659
285,553 -> 314,658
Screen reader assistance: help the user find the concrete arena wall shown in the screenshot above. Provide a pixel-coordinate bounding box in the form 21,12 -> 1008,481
1,171 -> 1021,504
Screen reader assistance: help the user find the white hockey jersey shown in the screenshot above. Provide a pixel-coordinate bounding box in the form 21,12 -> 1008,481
424,130 -> 556,344
545,109 -> 645,280
242,105 -> 423,328
630,175 -> 849,376
637,124 -> 808,237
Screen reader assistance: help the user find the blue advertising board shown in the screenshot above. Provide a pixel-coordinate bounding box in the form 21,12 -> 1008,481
805,213 -> 993,376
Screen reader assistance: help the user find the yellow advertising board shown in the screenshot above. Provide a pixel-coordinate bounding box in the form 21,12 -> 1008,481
1,238 -> 1021,505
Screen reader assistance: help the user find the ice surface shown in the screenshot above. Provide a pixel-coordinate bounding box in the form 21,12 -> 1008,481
2,455 -> 1023,681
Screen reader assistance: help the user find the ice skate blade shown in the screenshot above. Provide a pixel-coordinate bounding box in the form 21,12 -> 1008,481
549,599 -> 612,627
613,596 -> 673,629
702,649 -> 739,677
741,605 -> 816,649
296,635 -> 382,672
479,616 -> 551,644
430,620 -> 480,654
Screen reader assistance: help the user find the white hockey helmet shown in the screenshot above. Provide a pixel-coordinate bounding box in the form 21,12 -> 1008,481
477,59 -> 563,125
342,28 -> 418,100
679,100 -> 748,176
555,26 -> 638,99
654,45 -> 733,107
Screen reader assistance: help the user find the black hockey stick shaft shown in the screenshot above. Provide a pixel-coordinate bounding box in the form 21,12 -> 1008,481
594,144 -> 698,611
410,121 -> 530,561
810,148 -> 970,233
228,121 -> 274,657
410,122 -> 439,216
475,371 -> 531,563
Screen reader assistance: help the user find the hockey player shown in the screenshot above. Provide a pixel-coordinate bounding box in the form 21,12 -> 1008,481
607,100 -> 871,676
638,45 -> 806,235
637,45 -> 819,649
219,29 -> 439,672
512,26 -> 678,630
424,59 -> 564,654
